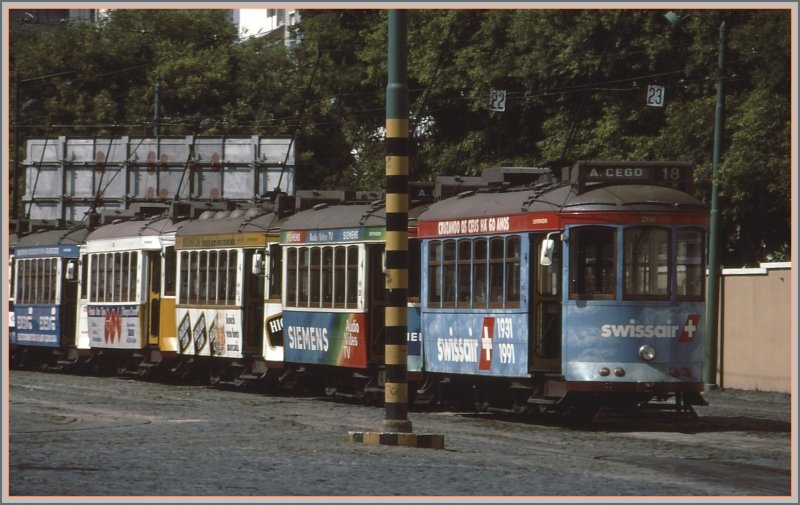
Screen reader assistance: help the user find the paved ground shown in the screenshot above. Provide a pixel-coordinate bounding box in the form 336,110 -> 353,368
6,369 -> 795,501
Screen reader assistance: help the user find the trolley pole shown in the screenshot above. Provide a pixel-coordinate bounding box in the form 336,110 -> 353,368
383,9 -> 412,434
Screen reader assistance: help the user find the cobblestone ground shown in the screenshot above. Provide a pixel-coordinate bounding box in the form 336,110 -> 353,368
6,369 -> 794,501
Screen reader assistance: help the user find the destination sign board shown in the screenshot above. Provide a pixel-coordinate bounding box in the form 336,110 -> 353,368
570,161 -> 693,193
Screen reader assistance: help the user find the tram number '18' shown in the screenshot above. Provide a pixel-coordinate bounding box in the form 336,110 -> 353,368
496,317 -> 515,364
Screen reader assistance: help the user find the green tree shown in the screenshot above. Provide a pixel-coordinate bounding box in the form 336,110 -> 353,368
9,8 -> 791,266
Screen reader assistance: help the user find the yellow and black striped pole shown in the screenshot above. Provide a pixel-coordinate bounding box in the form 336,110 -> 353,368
348,10 -> 442,449
383,9 -> 412,434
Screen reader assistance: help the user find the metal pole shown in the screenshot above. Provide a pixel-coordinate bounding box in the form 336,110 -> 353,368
705,20 -> 727,388
153,78 -> 160,137
13,71 -> 21,220
383,9 -> 412,433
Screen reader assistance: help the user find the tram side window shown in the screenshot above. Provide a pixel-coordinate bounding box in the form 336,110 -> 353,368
457,240 -> 472,307
163,247 -> 176,297
179,251 -> 190,305
285,248 -> 298,307
226,250 -> 238,305
506,236 -> 521,308
428,241 -> 442,307
570,227 -> 616,299
310,248 -> 321,305
333,246 -> 345,307
489,238 -> 505,307
321,247 -> 333,305
677,228 -> 705,300
442,240 -> 456,307
17,258 -> 57,305
208,251 -> 218,304
216,250 -> 228,305
473,239 -> 488,308
346,245 -> 359,307
267,244 -> 282,303
284,244 -> 363,310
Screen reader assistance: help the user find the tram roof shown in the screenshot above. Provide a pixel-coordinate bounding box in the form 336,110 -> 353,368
86,215 -> 179,242
175,206 -> 281,237
418,183 -> 705,222
281,203 -> 386,231
281,201 -> 430,233
16,226 -> 90,248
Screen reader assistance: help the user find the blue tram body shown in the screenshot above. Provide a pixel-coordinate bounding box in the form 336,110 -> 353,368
11,226 -> 89,368
417,161 -> 708,412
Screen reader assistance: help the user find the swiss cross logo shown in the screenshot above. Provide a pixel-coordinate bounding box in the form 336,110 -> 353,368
678,315 -> 700,342
479,317 -> 495,370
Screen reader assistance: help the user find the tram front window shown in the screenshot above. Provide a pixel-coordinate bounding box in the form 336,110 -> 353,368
569,227 -> 615,299
623,227 -> 670,299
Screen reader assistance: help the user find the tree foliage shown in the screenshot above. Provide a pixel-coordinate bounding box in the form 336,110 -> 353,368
9,8 -> 792,266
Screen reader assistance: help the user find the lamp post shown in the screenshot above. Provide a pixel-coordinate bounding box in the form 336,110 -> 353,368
665,11 -> 727,388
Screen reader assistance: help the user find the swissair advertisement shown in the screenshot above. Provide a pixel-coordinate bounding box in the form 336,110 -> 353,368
423,312 -> 529,377
563,302 -> 705,382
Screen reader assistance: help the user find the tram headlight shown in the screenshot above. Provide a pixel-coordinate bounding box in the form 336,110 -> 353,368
639,345 -> 656,361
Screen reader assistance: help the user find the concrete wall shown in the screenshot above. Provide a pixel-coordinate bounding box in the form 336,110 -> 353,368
717,262 -> 793,393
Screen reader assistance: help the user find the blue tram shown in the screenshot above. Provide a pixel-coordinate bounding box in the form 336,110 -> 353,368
416,161 -> 708,414
11,225 -> 90,369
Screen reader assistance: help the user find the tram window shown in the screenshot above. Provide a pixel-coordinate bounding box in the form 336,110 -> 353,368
321,247 -> 333,306
227,251 -> 238,305
163,247 -> 176,297
677,228 -> 705,300
286,248 -> 297,307
208,251 -> 218,304
179,251 -> 190,304
506,236 -> 521,308
428,241 -> 442,307
248,251 -> 264,300
114,253 -> 123,302
442,240 -> 456,307
310,248 -> 321,305
202,251 -> 209,304
267,244 -> 282,303
188,251 -> 198,303
346,245 -> 358,307
129,253 -> 138,302
98,254 -> 107,302
624,227 -> 670,299
333,246 -> 346,307
489,238 -> 505,307
570,227 -> 615,299
457,240 -> 472,307
298,248 -> 310,307
216,250 -> 227,305
537,238 -> 561,296
121,253 -> 129,302
470,239 -> 487,307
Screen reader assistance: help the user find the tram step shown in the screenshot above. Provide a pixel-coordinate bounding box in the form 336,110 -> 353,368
527,397 -> 559,406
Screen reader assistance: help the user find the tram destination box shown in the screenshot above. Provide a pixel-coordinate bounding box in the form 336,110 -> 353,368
566,160 -> 693,194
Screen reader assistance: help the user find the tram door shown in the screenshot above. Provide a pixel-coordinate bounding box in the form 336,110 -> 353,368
242,250 -> 265,355
529,234 -> 562,371
368,245 -> 386,364
61,258 -> 79,347
147,251 -> 161,347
